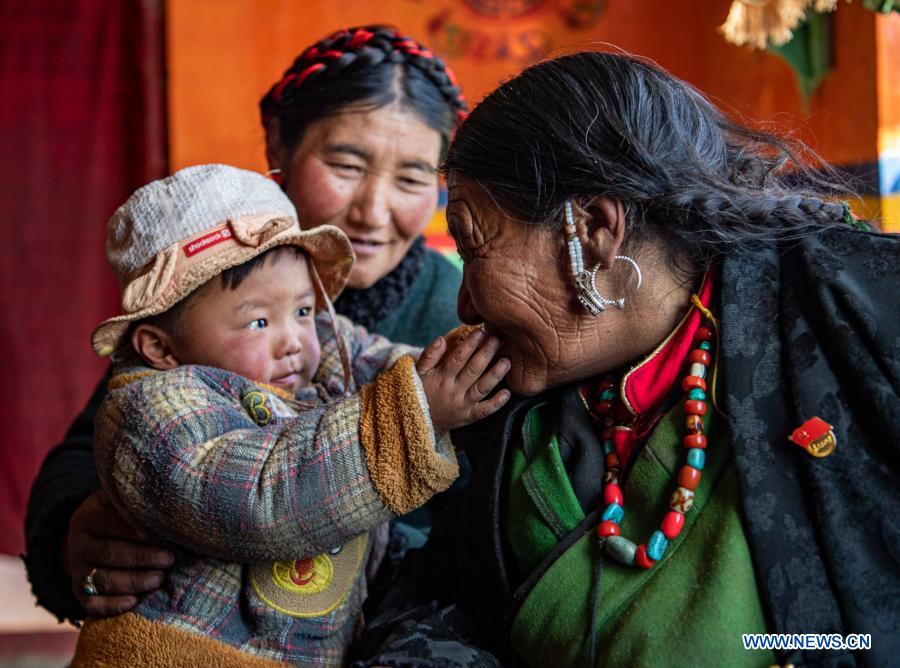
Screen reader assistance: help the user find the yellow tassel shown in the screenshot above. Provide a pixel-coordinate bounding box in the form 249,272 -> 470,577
690,294 -> 718,330
719,0 -> 838,50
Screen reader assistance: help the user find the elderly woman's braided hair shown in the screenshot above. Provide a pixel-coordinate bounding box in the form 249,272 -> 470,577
444,51 -> 860,274
260,25 -> 468,156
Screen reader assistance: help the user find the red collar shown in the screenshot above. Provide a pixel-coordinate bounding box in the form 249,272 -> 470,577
621,267 -> 716,418
578,267 -> 717,467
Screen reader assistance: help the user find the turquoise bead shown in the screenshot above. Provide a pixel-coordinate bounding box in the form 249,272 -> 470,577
602,440 -> 615,455
647,530 -> 669,561
600,389 -> 616,400
700,341 -> 712,351
605,535 -> 637,565
601,502 -> 624,524
688,388 -> 706,401
687,448 -> 706,470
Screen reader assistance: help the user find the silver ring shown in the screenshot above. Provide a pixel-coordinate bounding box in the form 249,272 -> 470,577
82,567 -> 99,597
614,255 -> 642,291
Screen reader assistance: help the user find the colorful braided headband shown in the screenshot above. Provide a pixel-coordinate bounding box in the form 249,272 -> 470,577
265,26 -> 468,125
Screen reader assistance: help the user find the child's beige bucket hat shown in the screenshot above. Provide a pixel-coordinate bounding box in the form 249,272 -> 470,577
92,164 -> 354,356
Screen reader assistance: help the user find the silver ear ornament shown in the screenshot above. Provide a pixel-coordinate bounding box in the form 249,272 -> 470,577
564,201 -> 642,316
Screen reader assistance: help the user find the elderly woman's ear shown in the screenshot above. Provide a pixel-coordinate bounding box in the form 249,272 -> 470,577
572,196 -> 627,271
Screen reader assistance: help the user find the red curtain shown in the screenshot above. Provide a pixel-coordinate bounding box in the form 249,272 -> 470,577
0,0 -> 166,555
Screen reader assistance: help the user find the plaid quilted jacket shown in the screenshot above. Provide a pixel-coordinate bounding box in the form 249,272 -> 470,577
73,313 -> 459,667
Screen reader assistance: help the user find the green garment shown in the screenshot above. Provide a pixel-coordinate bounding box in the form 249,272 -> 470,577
506,401 -> 775,668
371,249 -> 462,348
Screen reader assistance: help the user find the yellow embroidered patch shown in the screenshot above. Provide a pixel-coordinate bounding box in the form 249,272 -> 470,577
241,390 -> 272,426
249,533 -> 367,618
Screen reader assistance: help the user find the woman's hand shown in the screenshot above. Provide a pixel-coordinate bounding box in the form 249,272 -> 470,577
66,491 -> 174,617
416,329 -> 510,432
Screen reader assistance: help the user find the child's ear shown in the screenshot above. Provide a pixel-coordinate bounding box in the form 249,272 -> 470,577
131,324 -> 180,370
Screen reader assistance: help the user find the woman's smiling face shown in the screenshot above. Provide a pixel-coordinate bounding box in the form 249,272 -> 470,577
278,103 -> 442,289
447,177 -> 596,396
447,177 -> 701,397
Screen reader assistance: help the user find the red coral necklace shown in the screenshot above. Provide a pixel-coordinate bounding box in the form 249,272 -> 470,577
590,318 -> 716,568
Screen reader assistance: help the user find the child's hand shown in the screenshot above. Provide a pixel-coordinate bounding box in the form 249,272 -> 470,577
416,329 -> 511,432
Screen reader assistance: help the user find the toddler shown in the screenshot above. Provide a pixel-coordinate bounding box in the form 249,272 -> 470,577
71,164 -> 508,666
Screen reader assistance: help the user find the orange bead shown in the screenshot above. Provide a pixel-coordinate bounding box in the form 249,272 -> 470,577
686,414 -> 702,432
681,375 -> 707,392
678,465 -> 701,490
595,400 -> 613,414
690,349 -> 711,366
603,483 -> 623,506
684,400 -> 707,416
661,511 -> 685,539
597,520 -> 620,538
605,452 -> 620,469
683,433 -> 707,449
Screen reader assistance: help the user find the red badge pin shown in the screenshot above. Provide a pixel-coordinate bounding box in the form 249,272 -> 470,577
789,417 -> 836,457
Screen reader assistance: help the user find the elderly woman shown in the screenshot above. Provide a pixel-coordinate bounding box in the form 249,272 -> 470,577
361,52 -> 900,667
25,26 -> 467,623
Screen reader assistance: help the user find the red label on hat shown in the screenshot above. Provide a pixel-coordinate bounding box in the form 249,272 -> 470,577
183,225 -> 232,257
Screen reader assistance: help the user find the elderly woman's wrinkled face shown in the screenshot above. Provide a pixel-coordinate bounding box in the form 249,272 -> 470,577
447,177 -> 596,396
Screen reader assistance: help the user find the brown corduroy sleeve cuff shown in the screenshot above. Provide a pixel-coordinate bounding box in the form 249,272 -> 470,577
359,356 -> 459,516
